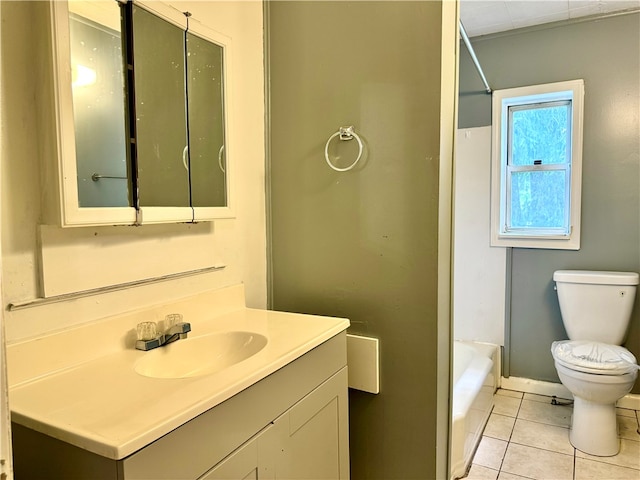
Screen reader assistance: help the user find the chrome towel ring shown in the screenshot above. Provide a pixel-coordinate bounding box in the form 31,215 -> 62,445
324,126 -> 363,172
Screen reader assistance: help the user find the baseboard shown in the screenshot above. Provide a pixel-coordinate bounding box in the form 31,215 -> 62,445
500,376 -> 572,399
499,376 -> 640,411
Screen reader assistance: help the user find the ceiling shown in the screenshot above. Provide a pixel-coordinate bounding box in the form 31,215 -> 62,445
460,0 -> 640,37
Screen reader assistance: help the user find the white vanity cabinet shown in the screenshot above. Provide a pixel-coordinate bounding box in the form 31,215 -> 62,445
11,333 -> 349,480
202,367 -> 348,480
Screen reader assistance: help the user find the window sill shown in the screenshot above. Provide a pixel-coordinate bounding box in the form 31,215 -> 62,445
491,233 -> 580,250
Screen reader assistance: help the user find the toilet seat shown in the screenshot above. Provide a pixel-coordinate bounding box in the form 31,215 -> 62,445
551,340 -> 638,375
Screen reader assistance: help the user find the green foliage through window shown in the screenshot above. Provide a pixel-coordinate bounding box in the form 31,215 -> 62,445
510,171 -> 566,228
510,103 -> 569,166
507,102 -> 571,230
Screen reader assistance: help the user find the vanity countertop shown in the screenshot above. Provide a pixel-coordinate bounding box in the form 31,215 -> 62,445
8,286 -> 349,460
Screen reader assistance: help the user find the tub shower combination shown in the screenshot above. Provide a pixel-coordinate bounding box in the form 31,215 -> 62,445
450,341 -> 498,480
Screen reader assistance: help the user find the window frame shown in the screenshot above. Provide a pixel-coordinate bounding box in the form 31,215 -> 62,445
490,80 -> 584,249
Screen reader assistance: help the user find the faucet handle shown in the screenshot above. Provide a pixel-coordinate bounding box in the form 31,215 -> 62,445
164,313 -> 183,331
135,321 -> 162,351
136,321 -> 158,341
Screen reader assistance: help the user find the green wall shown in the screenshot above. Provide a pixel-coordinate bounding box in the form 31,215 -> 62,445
459,13 -> 640,393
267,1 -> 449,477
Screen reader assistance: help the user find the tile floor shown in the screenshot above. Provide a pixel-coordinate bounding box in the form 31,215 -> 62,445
465,389 -> 640,480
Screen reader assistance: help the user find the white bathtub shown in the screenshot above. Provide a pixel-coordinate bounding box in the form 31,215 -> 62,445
450,341 -> 497,480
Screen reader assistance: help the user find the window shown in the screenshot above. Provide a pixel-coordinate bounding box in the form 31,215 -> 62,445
491,80 -> 584,249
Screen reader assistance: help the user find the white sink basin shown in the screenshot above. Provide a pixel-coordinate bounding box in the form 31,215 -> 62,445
134,331 -> 268,379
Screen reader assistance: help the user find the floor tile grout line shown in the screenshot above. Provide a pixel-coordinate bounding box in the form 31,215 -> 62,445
517,396 -> 575,432
512,416 -> 571,429
574,453 -> 640,472
496,395 -> 523,478
506,439 -> 575,458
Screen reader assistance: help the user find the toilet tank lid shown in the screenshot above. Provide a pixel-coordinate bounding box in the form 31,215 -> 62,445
553,270 -> 640,285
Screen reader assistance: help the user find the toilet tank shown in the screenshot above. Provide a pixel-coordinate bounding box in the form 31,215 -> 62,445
553,270 -> 639,344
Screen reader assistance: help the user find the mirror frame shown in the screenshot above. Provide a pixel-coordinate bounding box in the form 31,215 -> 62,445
49,0 -> 234,227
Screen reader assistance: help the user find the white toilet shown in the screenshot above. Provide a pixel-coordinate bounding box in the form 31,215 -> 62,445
551,270 -> 639,456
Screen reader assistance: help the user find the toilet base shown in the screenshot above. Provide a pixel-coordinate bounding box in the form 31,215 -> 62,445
570,396 -> 619,456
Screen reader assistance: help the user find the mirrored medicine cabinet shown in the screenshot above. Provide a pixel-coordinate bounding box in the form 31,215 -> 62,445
50,0 -> 233,226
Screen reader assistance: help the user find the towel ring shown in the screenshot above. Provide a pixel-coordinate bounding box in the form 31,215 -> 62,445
324,126 -> 363,172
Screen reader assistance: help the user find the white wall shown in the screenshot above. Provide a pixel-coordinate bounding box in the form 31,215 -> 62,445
453,126 -> 506,345
1,1 -> 266,342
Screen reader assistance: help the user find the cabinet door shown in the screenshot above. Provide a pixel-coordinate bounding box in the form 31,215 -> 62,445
274,367 -> 349,480
199,424 -> 275,480
200,437 -> 258,480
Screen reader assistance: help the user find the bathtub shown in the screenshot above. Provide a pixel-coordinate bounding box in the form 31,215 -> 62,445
450,341 -> 497,480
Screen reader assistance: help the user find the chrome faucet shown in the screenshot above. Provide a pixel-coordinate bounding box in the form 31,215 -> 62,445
135,314 -> 191,351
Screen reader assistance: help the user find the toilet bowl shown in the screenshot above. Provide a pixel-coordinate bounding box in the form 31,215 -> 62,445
551,270 -> 639,457
552,341 -> 638,456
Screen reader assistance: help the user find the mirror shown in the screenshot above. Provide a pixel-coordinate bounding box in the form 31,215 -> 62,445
132,5 -> 190,208
132,5 -> 228,209
186,30 -> 227,208
68,1 -> 131,208
52,0 -> 232,226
